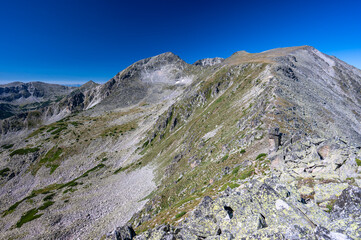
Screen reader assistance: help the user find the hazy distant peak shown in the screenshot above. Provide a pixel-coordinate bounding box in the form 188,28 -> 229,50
0,81 -> 24,87
0,81 -> 75,106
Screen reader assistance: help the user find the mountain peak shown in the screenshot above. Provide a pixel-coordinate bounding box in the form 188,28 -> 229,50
146,51 -> 183,64
157,51 -> 178,57
78,80 -> 98,91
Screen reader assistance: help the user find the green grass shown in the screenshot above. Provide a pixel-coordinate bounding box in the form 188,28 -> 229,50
114,164 -> 131,174
45,148 -> 63,162
59,163 -> 105,189
15,200 -> 54,228
49,164 -> 60,174
356,158 -> 361,166
10,147 -> 40,157
100,122 -> 138,138
51,127 -> 67,135
0,167 -> 10,177
238,167 -> 255,180
47,126 -> 57,132
325,199 -> 336,213
43,193 -> 56,201
3,200 -> 25,216
220,182 -> 240,191
16,208 -> 43,228
256,153 -> 267,160
3,164 -> 105,217
27,127 -> 46,139
38,201 -> 54,210
113,167 -> 123,174
2,144 -> 14,149
232,166 -> 240,175
221,154 -> 229,162
173,196 -> 197,208
70,121 -> 81,127
142,140 -> 149,148
63,188 -> 77,194
31,147 -> 63,175
175,211 -> 187,219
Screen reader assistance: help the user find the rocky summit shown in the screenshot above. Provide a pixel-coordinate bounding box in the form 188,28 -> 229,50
0,46 -> 360,240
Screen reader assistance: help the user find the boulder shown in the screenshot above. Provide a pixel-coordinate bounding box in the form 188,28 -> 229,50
332,185 -> 361,219
114,225 -> 136,240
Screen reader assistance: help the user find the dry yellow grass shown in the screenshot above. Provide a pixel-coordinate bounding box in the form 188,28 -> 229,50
224,46 -> 308,65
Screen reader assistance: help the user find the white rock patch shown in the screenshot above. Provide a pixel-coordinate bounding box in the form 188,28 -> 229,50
202,126 -> 222,141
275,199 -> 290,210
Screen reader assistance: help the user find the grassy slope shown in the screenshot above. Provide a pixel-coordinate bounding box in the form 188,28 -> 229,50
128,63 -> 276,232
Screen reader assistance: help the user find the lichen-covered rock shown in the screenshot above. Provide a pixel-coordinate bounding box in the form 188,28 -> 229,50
314,183 -> 349,203
130,179 -> 361,239
331,185 -> 361,219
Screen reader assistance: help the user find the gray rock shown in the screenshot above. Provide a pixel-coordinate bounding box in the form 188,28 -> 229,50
114,225 -> 136,240
332,185 -> 361,219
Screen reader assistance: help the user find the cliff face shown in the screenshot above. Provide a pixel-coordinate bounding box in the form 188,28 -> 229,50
0,46 -> 360,240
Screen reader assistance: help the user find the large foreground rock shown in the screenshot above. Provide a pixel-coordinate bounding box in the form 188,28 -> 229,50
127,178 -> 361,239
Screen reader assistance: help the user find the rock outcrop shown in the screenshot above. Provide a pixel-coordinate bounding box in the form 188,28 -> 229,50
193,57 -> 224,67
130,179 -> 360,239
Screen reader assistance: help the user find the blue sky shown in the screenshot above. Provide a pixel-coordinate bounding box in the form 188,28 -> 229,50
0,0 -> 360,84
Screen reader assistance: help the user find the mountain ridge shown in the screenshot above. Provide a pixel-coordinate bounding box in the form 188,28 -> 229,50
0,46 -> 360,239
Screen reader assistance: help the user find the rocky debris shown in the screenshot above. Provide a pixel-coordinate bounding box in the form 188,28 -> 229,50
271,137 -> 360,181
115,178 -> 360,239
274,47 -> 361,146
87,52 -> 192,112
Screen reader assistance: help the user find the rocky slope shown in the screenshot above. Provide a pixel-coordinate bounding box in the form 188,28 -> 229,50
0,46 -> 360,240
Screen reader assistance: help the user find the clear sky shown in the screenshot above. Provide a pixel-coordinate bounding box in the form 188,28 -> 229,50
1,0 -> 361,84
